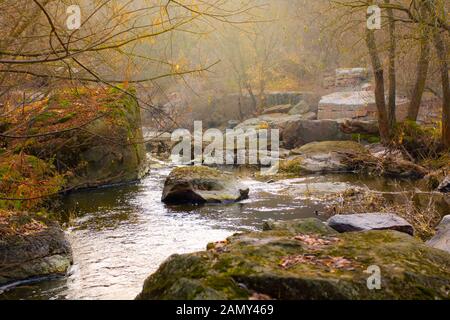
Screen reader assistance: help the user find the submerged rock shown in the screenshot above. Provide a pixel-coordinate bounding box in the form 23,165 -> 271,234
0,214 -> 72,286
161,166 -> 249,205
327,213 -> 414,236
136,218 -> 450,300
427,215 -> 450,253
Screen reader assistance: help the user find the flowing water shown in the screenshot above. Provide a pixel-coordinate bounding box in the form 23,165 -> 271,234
0,162 -> 413,300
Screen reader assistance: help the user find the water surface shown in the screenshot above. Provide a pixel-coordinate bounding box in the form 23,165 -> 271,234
0,165 -> 411,300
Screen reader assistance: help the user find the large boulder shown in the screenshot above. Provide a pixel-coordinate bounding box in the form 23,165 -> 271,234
2,88 -> 147,190
68,91 -> 147,188
327,213 -> 414,236
427,216 -> 450,253
0,212 -> 73,286
162,166 -> 249,205
281,120 -> 352,149
136,218 -> 450,300
288,101 -> 310,115
318,91 -> 409,121
276,141 -> 372,175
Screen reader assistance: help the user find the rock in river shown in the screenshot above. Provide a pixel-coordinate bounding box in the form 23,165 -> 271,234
161,166 -> 249,205
136,218 -> 450,300
0,212 -> 73,286
276,141 -> 372,175
427,215 -> 450,253
327,213 -> 414,236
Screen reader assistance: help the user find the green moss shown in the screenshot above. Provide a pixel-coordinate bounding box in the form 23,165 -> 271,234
352,133 -> 381,144
58,99 -> 71,108
278,157 -> 305,175
137,218 -> 450,300
295,141 -> 369,155
34,111 -> 57,123
57,112 -> 77,124
170,166 -> 226,180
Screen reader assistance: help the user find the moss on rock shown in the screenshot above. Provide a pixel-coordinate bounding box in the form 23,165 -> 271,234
292,141 -> 369,156
162,166 -> 249,204
137,218 -> 450,300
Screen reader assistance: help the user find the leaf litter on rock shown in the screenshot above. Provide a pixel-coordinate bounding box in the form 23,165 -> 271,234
279,254 -> 360,271
293,234 -> 340,248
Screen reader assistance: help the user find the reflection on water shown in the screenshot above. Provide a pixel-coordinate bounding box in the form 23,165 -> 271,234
0,165 -> 413,300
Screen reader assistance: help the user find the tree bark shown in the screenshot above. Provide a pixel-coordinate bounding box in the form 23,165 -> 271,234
407,33 -> 431,121
408,2 -> 431,121
385,0 -> 397,129
433,31 -> 450,148
365,27 -> 391,143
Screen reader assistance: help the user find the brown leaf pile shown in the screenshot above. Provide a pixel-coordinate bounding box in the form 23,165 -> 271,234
293,234 -> 340,247
0,210 -> 47,238
279,254 -> 359,271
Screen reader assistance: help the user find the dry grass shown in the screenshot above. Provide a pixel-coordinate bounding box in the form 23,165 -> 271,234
325,189 -> 445,240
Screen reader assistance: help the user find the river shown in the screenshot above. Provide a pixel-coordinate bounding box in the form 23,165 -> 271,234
0,162 -> 409,300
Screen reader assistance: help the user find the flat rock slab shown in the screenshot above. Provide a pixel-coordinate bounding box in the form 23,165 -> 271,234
427,215 -> 450,253
327,213 -> 414,236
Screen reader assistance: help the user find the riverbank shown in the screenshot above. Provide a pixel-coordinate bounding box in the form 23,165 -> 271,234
0,86 -> 146,288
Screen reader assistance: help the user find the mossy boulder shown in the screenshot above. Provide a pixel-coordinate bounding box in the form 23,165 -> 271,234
276,141 -> 372,175
162,166 -> 249,205
0,155 -> 65,210
137,218 -> 450,300
0,211 -> 72,286
66,90 -> 146,188
1,87 -> 146,190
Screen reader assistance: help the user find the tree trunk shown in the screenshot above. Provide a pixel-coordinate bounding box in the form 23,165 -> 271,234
365,26 -> 391,143
433,31 -> 450,148
246,82 -> 258,115
385,0 -> 397,129
408,3 -> 431,121
408,34 -> 431,121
